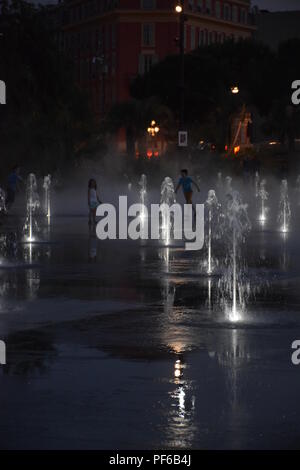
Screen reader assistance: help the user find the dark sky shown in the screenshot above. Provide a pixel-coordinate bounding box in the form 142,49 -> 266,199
254,0 -> 300,10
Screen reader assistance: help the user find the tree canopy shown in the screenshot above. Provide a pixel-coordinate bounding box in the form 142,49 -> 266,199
131,38 -> 300,149
0,0 -> 95,179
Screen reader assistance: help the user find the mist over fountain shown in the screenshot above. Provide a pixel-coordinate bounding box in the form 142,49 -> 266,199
160,177 -> 176,246
23,173 -> 40,242
278,179 -> 291,233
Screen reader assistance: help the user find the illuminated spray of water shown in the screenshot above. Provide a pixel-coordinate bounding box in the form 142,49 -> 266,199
43,175 -> 51,220
220,191 -> 251,322
160,177 -> 176,246
278,179 -> 291,233
254,172 -> 260,199
138,174 -> 147,224
205,190 -> 222,275
24,174 -> 40,242
258,179 -> 269,224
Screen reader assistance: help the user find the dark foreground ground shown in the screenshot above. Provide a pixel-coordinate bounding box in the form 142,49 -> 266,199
1,201 -> 300,449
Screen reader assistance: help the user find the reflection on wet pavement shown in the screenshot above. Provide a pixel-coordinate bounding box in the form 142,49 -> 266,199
1,217 -> 300,449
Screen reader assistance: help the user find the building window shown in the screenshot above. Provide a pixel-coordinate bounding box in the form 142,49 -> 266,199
138,54 -> 158,75
188,0 -> 194,11
232,5 -> 238,22
112,24 -> 116,48
111,52 -> 116,74
206,0 -> 211,14
224,3 -> 231,21
215,1 -> 221,18
191,26 -> 196,49
141,0 -> 156,9
198,29 -> 204,46
142,23 -> 155,46
196,0 -> 203,12
240,8 -> 247,24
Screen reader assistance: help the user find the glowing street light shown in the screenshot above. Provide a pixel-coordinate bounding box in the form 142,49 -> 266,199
175,4 -> 183,13
231,85 -> 239,94
147,120 -> 160,137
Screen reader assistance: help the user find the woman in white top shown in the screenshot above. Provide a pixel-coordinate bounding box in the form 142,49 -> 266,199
88,179 -> 101,226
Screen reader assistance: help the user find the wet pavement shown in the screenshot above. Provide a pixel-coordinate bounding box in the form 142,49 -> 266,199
1,212 -> 300,449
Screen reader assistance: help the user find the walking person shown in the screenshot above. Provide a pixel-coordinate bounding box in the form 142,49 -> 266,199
175,169 -> 200,215
88,178 -> 102,227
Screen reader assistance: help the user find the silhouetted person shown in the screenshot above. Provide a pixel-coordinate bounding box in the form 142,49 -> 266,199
6,165 -> 23,209
175,169 -> 200,216
88,178 -> 102,226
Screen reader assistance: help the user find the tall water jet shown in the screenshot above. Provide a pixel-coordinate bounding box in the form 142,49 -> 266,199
124,173 -> 132,192
222,191 -> 251,322
296,175 -> 300,206
258,179 -> 269,224
0,187 -> 6,214
43,174 -> 51,219
254,172 -> 260,199
205,190 -> 222,275
216,172 -> 223,193
24,174 -> 40,242
225,176 -> 233,195
278,179 -> 291,233
138,174 -> 147,223
160,177 -> 176,245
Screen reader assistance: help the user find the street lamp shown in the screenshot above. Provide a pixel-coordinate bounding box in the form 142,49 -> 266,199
175,1 -> 185,135
147,120 -> 160,137
231,85 -> 239,94
147,120 -> 160,158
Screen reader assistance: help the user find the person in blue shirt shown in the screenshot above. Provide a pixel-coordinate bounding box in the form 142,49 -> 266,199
175,169 -> 200,208
6,165 -> 23,209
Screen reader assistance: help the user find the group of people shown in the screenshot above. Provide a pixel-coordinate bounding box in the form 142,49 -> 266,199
87,169 -> 200,226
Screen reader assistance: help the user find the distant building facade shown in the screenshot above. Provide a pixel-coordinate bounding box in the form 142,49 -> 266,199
56,0 -> 255,120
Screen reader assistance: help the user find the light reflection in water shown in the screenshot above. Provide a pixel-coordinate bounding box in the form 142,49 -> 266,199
167,357 -> 196,448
